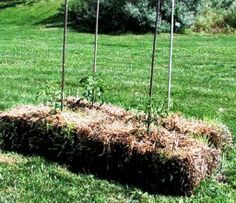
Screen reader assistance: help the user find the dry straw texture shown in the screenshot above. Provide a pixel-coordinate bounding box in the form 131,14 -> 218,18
0,97 -> 232,195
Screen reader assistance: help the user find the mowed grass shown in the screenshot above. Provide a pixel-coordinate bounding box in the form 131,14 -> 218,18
0,0 -> 236,202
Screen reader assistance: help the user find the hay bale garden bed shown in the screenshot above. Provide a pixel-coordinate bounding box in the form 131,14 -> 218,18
0,97 -> 232,195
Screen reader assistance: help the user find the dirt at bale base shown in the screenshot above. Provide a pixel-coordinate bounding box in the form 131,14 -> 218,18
0,97 -> 232,195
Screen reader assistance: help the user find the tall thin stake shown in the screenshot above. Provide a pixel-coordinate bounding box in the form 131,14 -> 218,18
93,0 -> 100,76
147,0 -> 161,132
60,0 -> 68,111
167,0 -> 175,112
92,0 -> 100,105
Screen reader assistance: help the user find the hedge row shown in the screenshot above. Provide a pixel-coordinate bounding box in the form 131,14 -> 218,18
65,0 -> 235,33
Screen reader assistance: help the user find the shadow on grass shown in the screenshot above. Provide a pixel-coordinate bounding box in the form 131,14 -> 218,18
0,0 -> 40,9
35,8 -> 154,36
35,12 -> 65,28
1,147 -> 179,197
0,120 -> 191,196
0,0 -> 25,9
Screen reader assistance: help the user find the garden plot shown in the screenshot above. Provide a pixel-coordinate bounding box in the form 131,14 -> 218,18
0,97 -> 232,195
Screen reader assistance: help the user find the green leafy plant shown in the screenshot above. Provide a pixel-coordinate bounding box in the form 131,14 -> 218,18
35,81 -> 61,109
79,74 -> 105,104
192,0 -> 236,33
136,97 -> 168,129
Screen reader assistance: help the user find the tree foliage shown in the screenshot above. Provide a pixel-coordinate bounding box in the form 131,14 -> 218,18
67,0 -> 235,33
192,0 -> 236,33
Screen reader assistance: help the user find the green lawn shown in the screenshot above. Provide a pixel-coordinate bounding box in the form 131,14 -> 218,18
0,0 -> 236,202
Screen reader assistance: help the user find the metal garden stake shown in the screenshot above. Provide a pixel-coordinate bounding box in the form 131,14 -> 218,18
93,0 -> 100,76
92,0 -> 100,104
147,0 -> 161,132
167,0 -> 175,111
60,0 -> 68,111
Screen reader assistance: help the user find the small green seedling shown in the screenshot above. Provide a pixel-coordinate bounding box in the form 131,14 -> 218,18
35,81 -> 61,109
136,97 -> 169,131
79,73 -> 105,104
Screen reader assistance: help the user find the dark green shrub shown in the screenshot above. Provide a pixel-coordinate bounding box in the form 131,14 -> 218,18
209,0 -> 235,9
67,0 -> 202,33
161,0 -> 202,31
68,0 -> 155,33
64,0 -> 235,33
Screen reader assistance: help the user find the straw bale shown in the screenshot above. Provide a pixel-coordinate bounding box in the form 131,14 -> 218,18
0,99 -> 230,195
